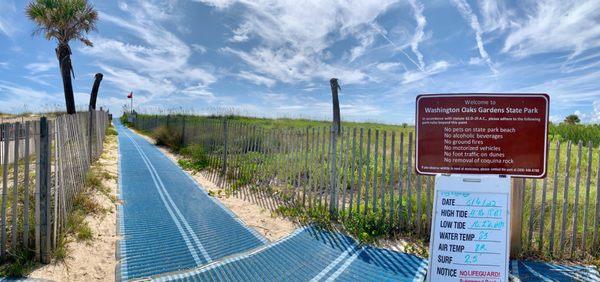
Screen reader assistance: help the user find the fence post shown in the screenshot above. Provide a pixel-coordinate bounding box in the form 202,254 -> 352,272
222,118 -> 228,181
181,115 -> 186,146
38,117 -> 51,263
88,109 -> 93,161
329,78 -> 341,217
510,177 -> 524,257
329,129 -> 337,216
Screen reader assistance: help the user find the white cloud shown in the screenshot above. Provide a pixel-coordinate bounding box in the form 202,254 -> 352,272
191,44 -> 208,54
207,0 -> 397,85
451,0 -> 497,74
515,69 -> 600,107
25,61 -> 57,73
549,115 -> 562,123
181,84 -> 216,100
0,81 -> 63,112
240,90 -> 385,120
24,73 -> 59,88
569,102 -> 600,124
402,60 -> 449,84
237,71 -> 276,87
98,64 -> 177,98
80,1 -> 217,105
468,57 -> 484,65
477,0 -> 511,32
376,62 -> 403,71
230,22 -> 251,42
0,0 -> 17,37
194,0 -> 236,9
348,29 -> 376,62
591,101 -> 600,123
408,0 -> 426,69
370,23 -> 424,71
560,52 -> 600,73
502,0 -> 600,58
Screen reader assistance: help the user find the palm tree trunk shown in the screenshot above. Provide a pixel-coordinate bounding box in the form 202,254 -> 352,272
88,73 -> 103,110
56,43 -> 76,114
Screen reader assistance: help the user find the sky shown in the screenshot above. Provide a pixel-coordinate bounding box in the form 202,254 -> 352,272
0,0 -> 599,124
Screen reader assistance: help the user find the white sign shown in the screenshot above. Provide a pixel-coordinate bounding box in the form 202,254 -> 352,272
428,174 -> 511,282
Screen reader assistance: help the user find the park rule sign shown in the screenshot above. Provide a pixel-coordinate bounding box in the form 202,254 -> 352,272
427,175 -> 511,282
416,94 -> 549,178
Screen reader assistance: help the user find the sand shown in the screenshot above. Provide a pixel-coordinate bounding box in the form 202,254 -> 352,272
28,128 -> 119,281
131,128 -> 298,242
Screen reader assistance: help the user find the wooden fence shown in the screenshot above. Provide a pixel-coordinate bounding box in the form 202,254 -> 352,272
133,115 -> 600,260
0,110 -> 109,263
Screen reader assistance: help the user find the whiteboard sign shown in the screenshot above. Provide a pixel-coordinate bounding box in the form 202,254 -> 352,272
427,175 -> 511,282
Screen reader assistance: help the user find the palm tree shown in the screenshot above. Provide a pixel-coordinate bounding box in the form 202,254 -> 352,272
564,114 -> 581,125
26,0 -> 98,114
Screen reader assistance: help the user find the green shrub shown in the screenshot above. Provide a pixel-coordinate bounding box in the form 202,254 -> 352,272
0,249 -> 36,277
549,123 -> 600,146
105,126 -> 118,136
153,126 -> 183,151
66,210 -> 93,242
342,210 -> 392,243
179,144 -> 209,171
119,114 -> 131,126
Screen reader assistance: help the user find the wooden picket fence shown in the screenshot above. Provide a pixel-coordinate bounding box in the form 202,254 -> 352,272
133,114 -> 600,260
0,110 -> 109,263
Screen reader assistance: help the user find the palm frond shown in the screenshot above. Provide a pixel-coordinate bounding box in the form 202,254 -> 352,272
26,0 -> 98,46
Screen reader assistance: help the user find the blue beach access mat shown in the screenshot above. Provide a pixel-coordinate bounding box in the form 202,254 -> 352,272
115,121 -> 267,281
151,226 -> 428,281
510,260 -> 600,281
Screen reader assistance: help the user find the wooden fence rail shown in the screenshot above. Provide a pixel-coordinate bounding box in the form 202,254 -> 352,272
133,115 -> 600,260
0,110 -> 109,263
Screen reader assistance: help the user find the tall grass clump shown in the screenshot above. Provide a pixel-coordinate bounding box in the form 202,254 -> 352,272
550,123 -> 600,146
153,126 -> 182,151
105,125 -> 118,136
178,144 -> 210,171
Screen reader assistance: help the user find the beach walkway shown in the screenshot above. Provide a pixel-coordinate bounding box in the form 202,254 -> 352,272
114,121 -> 599,281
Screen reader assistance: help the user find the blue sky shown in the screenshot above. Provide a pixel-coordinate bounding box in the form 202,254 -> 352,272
0,0 -> 599,123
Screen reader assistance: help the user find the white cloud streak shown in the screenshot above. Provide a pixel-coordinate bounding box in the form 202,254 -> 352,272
402,60 -> 449,84
0,81 -> 63,113
0,1 -> 17,37
451,0 -> 497,74
502,0 -> 600,58
203,0 -> 398,85
191,44 -> 208,54
408,0 -> 426,69
477,0 -> 511,32
25,61 -> 56,74
237,71 -> 276,87
80,1 -> 217,105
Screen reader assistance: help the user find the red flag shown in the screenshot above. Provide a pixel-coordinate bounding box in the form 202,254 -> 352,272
127,92 -> 133,99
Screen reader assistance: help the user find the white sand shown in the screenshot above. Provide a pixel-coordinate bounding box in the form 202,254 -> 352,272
29,128 -> 119,281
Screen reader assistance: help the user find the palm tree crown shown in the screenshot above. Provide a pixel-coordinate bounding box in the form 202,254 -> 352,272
26,0 -> 98,46
26,0 -> 98,114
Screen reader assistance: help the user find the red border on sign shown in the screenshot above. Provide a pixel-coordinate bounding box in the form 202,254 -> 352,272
415,93 -> 549,178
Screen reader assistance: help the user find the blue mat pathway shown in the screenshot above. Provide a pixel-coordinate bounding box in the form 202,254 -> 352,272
152,226 -> 428,281
116,121 -> 267,281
